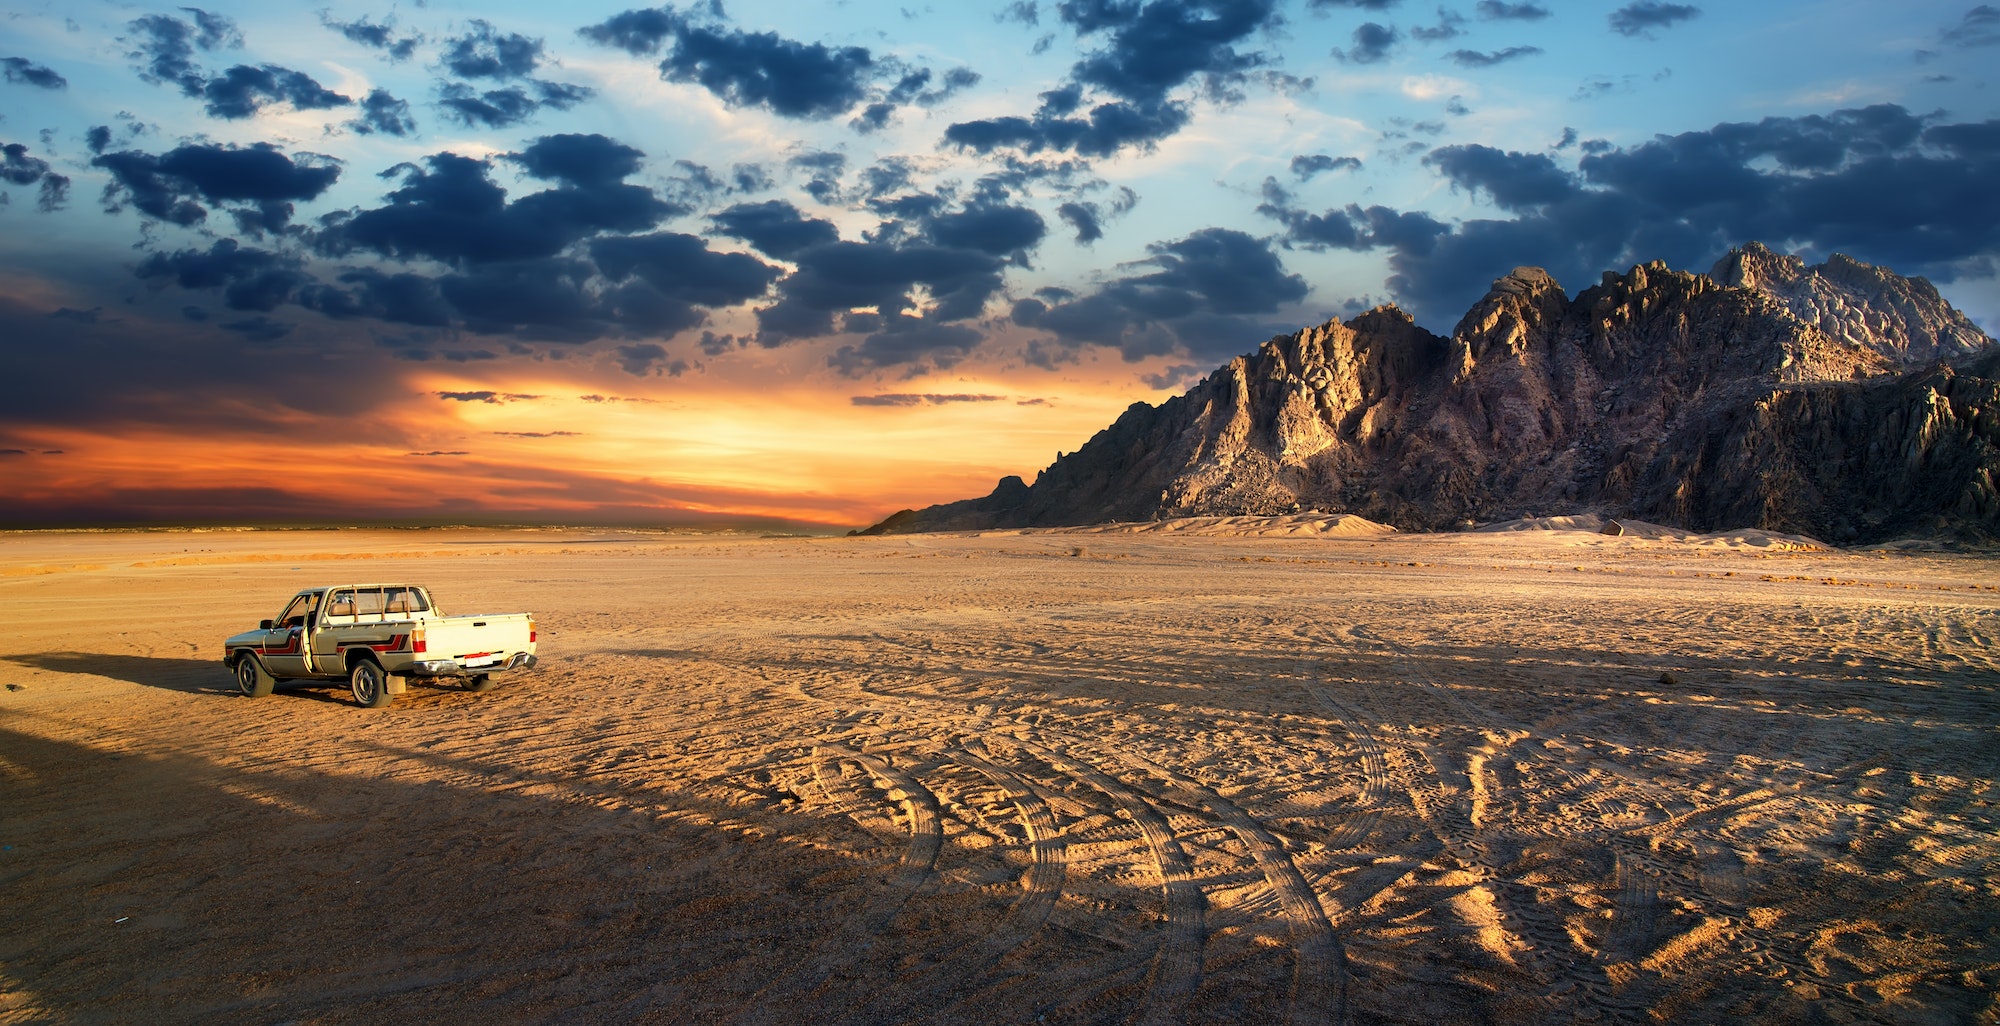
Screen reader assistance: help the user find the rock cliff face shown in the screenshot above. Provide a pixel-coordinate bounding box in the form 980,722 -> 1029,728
864,244 -> 2000,543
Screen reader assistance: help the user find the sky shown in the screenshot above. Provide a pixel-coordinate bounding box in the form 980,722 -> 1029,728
1,1 -> 1996,530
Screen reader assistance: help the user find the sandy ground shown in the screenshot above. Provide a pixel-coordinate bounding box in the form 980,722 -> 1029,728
1,523 -> 1996,1025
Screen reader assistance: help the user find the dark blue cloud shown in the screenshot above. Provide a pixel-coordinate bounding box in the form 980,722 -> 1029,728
1306,0 -> 1400,9
321,15 -> 421,61
126,9 -> 239,95
1425,144 -> 1578,210
512,133 -> 647,188
1448,45 -> 1543,67
945,95 -> 1190,157
1610,2 -> 1701,38
1062,0 -> 1280,105
441,20 -> 544,79
1,142 -> 69,212
349,89 -> 416,136
1291,153 -> 1362,179
1012,227 -> 1307,360
3,57 -> 66,90
1476,0 -> 1550,19
438,80 -> 594,128
1337,23 -> 1400,63
1412,9 -> 1468,42
199,64 -> 350,119
927,201 -> 1048,260
92,143 -> 340,229
1258,103 -> 2000,328
1941,5 -> 2000,47
317,146 -> 678,267
298,268 -> 453,327
590,231 -> 785,308
580,7 -> 876,120
712,200 -> 841,259
136,239 -> 311,312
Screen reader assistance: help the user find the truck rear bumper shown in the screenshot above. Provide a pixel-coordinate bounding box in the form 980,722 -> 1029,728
405,652 -> 537,677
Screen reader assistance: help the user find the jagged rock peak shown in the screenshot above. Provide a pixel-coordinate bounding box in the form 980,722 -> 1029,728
1489,266 -> 1563,298
1711,242 -> 1993,367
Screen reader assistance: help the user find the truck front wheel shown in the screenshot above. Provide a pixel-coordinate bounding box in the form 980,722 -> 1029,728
234,654 -> 275,698
349,659 -> 393,709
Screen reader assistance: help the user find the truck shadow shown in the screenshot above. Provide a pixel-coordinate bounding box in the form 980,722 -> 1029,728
4,652 -> 228,695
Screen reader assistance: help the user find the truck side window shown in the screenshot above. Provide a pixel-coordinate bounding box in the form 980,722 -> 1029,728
279,595 -> 311,628
326,590 -> 356,618
356,588 -> 386,617
385,587 -> 427,614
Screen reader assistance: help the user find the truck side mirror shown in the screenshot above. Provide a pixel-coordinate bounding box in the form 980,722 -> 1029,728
260,619 -> 274,630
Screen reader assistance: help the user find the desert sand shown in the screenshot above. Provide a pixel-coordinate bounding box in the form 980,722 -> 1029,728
2,522 -> 1996,1025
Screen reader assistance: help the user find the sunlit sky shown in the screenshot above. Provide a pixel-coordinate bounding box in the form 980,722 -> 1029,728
2,1 -> 1995,529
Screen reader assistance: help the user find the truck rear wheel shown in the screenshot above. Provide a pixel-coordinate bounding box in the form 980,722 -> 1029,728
349,659 -> 393,709
464,674 -> 495,693
234,654 -> 275,698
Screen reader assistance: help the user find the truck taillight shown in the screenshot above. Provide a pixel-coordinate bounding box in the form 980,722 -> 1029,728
529,620 -> 536,644
411,629 -> 427,654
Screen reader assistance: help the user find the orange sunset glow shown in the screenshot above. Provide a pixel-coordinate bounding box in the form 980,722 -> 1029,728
0,335 -> 1168,529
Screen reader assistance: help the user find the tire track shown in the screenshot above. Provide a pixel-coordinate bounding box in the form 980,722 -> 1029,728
864,743 -> 1071,1023
731,746 -> 943,1025
1111,749 -> 1348,1026
997,736 -> 1206,1026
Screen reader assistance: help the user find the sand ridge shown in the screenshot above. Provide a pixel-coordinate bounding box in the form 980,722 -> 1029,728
1,526 -> 1996,1024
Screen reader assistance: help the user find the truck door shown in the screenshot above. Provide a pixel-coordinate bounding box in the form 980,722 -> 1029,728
310,588 -> 357,673
262,592 -> 318,677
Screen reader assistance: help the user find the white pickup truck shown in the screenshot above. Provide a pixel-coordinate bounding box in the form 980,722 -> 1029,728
223,584 -> 538,708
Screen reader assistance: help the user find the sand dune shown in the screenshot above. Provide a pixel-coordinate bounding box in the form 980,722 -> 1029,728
2,527 -> 1996,1024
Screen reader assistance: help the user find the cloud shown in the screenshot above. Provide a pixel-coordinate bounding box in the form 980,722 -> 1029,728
136,239 -> 311,311
1609,2 -> 1701,38
608,343 -> 689,377
124,10 -> 348,119
1257,103 -> 2000,328
1062,0 -> 1281,106
438,80 -> 595,129
1448,45 -> 1543,68
198,63 -> 350,119
1055,186 -> 1137,243
125,9 -> 239,95
711,200 -> 842,259
591,230 -> 785,327
92,142 -> 340,230
321,14 -> 421,61
580,7 -> 877,120
317,143 -> 676,267
1942,5 -> 2000,47
1292,153 -> 1363,179
1411,8 -> 1468,42
850,393 -> 1006,406
1337,23 -> 1401,63
435,391 -> 544,404
493,430 -> 585,438
945,0 -> 1282,159
349,89 -> 416,136
944,92 -> 1191,157
1308,0 -> 1400,9
441,20 -> 544,79
3,57 -> 67,90
1010,227 -> 1308,361
2,142 -> 70,211
1424,144 -> 1578,210
1475,0 -> 1550,19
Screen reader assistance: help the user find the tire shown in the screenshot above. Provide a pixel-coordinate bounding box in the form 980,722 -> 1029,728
234,654 -> 275,698
464,674 -> 495,693
349,659 -> 393,709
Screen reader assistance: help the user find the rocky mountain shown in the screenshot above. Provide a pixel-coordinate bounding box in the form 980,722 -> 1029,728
863,243 -> 2000,543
